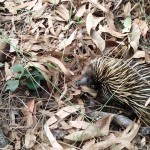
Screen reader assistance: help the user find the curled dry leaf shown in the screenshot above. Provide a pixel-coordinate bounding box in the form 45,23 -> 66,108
44,123 -> 63,149
86,13 -> 105,52
40,55 -> 74,77
99,26 -> 128,38
105,11 -> 116,31
134,19 -> 149,38
58,29 -> 77,50
56,4 -> 69,21
26,62 -> 50,74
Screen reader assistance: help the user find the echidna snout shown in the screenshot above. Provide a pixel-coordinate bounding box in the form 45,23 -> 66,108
76,76 -> 94,86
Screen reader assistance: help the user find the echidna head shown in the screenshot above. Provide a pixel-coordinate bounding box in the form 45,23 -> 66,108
76,63 -> 98,88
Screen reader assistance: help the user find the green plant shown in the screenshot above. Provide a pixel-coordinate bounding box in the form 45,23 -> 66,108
6,64 -> 44,91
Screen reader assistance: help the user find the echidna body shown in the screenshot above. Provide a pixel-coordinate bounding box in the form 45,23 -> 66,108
77,57 -> 150,126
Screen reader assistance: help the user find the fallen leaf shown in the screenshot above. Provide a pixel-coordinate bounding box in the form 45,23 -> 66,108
23,99 -> 35,126
99,26 -> 128,38
56,4 -> 69,21
40,55 -> 74,77
124,1 -> 131,17
25,129 -> 36,149
75,5 -> 86,18
32,3 -> 47,18
44,123 -> 63,149
134,19 -> 149,38
129,22 -> 141,53
132,51 -> 145,58
56,105 -> 82,119
86,13 -> 105,52
59,29 -> 77,50
90,0 -> 109,13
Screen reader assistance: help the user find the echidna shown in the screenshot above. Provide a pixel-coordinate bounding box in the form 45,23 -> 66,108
77,57 -> 150,126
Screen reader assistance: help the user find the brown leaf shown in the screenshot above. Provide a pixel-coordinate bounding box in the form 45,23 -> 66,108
23,99 -> 35,126
99,26 -> 128,38
134,19 -> 149,38
58,29 -> 77,50
90,0 -> 109,13
124,2 -> 131,17
44,123 -> 63,149
40,56 -> 74,77
86,13 -> 105,52
56,105 -> 82,119
32,3 -> 47,18
56,4 -> 69,21
25,129 -> 36,149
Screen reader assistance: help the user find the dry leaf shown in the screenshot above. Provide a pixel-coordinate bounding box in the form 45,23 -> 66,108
56,4 -> 69,21
44,0 -> 59,5
40,55 -> 74,77
25,129 -> 36,149
64,124 -> 108,141
86,13 -> 105,52
90,0 -> 109,13
124,2 -> 131,17
75,5 -> 86,17
23,99 -> 35,126
44,123 -> 63,149
69,121 -> 91,129
59,29 -> 77,50
56,105 -> 81,119
132,51 -> 145,58
32,3 -> 47,18
9,37 -> 18,52
99,26 -> 128,38
134,19 -> 149,38
129,22 -> 141,53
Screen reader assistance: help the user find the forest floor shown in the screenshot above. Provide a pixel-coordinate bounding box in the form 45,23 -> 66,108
0,0 -> 150,149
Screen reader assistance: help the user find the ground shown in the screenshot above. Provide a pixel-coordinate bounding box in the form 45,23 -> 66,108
0,0 -> 150,149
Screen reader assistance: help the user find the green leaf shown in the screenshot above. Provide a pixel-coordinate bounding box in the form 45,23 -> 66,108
6,80 -> 19,91
11,64 -> 25,79
11,64 -> 24,72
0,63 -> 4,67
25,77 -> 41,90
122,16 -> 131,33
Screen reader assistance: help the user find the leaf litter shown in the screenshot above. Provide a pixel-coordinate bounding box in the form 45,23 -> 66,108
0,0 -> 149,149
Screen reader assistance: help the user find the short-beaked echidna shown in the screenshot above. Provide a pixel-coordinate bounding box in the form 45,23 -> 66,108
77,57 -> 150,126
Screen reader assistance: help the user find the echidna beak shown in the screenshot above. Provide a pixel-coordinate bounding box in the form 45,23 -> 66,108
76,77 -> 90,86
